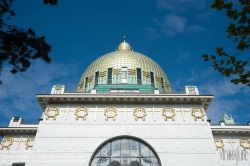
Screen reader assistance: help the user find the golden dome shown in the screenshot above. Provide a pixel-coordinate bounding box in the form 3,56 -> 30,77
77,41 -> 171,92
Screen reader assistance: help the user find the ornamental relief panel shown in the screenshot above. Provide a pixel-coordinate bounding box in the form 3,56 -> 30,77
43,105 -> 209,122
0,136 -> 35,150
214,138 -> 250,152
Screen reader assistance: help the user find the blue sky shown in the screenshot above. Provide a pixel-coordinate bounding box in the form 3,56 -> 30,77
0,0 -> 249,126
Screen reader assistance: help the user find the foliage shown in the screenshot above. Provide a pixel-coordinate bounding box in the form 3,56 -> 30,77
202,0 -> 250,86
0,0 -> 57,85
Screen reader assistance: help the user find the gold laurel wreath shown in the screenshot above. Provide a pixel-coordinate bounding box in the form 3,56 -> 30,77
162,107 -> 175,121
239,138 -> 250,151
133,106 -> 147,121
191,107 -> 205,121
45,106 -> 60,120
0,137 -> 14,150
75,106 -> 88,120
104,106 -> 118,121
214,138 -> 224,151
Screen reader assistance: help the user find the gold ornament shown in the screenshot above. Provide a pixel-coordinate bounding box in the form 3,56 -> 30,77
239,138 -> 250,151
25,137 -> 35,150
99,70 -> 107,77
214,138 -> 224,151
162,107 -> 175,121
77,79 -> 84,91
45,106 -> 59,120
133,106 -> 147,121
155,75 -> 161,85
88,75 -> 94,83
113,68 -> 121,76
104,106 -> 118,121
191,107 -> 205,121
0,137 -> 14,150
143,71 -> 150,79
128,68 -> 136,75
75,106 -> 88,120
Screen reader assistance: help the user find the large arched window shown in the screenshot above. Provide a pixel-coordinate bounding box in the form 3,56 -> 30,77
90,136 -> 161,166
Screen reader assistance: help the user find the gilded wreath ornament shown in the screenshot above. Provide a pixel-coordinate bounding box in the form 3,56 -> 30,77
162,107 -> 175,121
75,106 -> 88,120
133,106 -> 147,121
214,138 -> 224,151
45,106 -> 60,120
25,137 -> 35,150
0,137 -> 14,150
191,107 -> 205,121
239,138 -> 250,151
104,106 -> 118,121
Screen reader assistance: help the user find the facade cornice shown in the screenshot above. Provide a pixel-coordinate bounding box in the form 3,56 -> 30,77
36,93 -> 213,111
0,127 -> 37,136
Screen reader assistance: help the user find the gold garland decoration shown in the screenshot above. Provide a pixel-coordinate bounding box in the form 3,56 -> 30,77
164,82 -> 171,91
128,68 -> 136,75
191,107 -> 205,121
162,107 -> 175,121
239,138 -> 250,151
104,106 -> 118,121
214,138 -> 224,151
99,70 -> 107,77
0,137 -> 14,150
45,106 -> 60,120
25,137 -> 35,150
142,71 -> 150,79
88,75 -> 94,83
75,106 -> 88,120
155,75 -> 161,85
77,79 -> 84,91
133,106 -> 147,121
113,68 -> 121,76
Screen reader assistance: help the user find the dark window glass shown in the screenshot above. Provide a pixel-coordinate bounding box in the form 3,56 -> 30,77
107,68 -> 112,84
85,77 -> 88,89
95,71 -> 99,87
12,163 -> 25,166
137,68 -> 142,85
150,71 -> 155,87
161,77 -> 164,90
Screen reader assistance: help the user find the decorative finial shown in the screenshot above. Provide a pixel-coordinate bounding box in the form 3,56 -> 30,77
124,36 -> 126,42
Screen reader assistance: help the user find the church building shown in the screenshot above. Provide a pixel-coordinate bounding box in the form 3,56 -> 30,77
0,40 -> 250,166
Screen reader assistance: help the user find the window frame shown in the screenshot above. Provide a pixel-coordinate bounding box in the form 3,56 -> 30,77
88,135 -> 162,166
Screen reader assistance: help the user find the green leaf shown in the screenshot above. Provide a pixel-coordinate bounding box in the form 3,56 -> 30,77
211,55 -> 216,60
